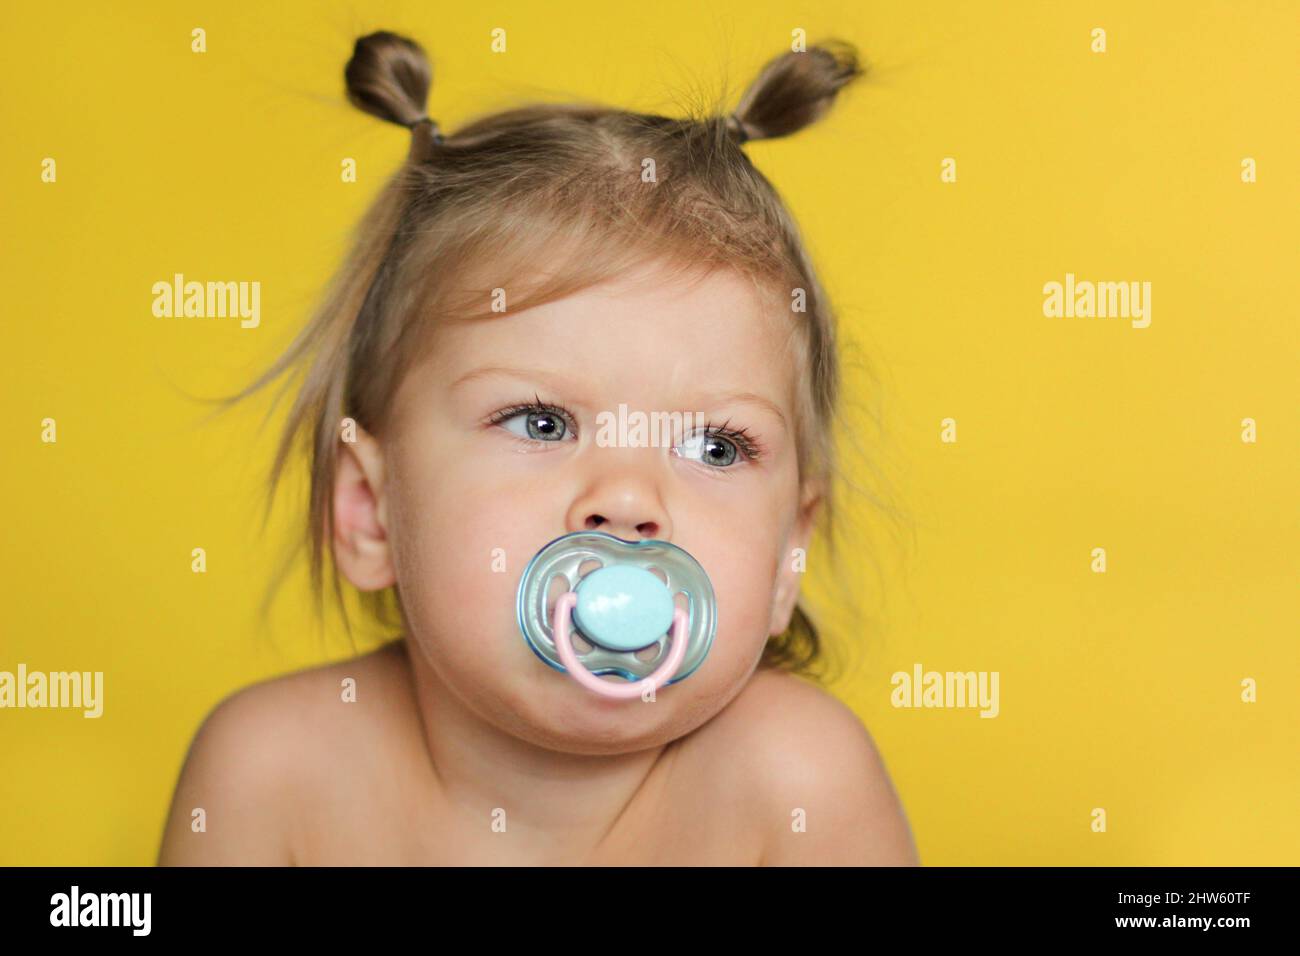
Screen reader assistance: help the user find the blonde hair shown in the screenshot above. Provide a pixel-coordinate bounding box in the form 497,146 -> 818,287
223,30 -> 870,679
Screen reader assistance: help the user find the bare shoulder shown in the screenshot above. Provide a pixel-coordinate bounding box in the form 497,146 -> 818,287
156,640 -> 410,866
695,667 -> 920,866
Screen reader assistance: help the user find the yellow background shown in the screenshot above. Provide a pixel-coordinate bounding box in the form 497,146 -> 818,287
2,0 -> 1297,865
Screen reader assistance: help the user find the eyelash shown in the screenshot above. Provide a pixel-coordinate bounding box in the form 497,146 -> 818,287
484,394 -> 765,465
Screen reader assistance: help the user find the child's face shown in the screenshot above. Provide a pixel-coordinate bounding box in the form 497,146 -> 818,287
334,259 -> 821,754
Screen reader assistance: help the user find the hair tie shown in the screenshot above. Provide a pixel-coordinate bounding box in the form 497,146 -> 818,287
407,115 -> 445,144
727,113 -> 750,145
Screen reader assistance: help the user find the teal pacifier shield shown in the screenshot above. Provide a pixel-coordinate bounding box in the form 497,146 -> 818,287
515,531 -> 717,684
573,565 -> 675,651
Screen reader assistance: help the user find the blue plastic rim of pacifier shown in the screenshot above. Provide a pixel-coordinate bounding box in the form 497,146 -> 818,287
515,531 -> 717,685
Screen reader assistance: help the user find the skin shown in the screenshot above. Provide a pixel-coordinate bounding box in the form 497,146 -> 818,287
157,258 -> 919,865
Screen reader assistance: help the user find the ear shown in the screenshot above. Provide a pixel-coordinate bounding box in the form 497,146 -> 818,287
332,423 -> 396,591
768,480 -> 824,636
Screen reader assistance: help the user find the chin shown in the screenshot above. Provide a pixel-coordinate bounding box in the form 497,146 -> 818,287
494,672 -> 703,755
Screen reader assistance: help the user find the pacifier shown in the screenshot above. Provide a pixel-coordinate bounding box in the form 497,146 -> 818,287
516,531 -> 717,699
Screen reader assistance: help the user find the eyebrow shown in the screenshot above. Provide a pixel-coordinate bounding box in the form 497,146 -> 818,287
449,366 -> 788,429
450,366 -> 571,392
702,390 -> 788,429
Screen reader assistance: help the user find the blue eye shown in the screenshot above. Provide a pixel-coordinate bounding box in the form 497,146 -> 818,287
676,431 -> 739,468
487,399 -> 763,467
489,402 -> 576,443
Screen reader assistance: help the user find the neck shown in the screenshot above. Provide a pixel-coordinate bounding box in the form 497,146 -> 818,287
399,637 -> 673,858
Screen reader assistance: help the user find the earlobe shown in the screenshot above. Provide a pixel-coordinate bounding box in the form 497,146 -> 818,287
769,483 -> 824,636
331,425 -> 396,591
768,558 -> 801,637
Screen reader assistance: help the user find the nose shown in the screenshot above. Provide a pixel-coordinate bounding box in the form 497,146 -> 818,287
565,453 -> 672,542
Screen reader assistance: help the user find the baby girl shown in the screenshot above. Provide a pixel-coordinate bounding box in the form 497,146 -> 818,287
158,30 -> 918,866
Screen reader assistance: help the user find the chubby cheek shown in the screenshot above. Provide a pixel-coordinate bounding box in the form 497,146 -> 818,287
683,533 -> 781,695
385,463 -> 542,685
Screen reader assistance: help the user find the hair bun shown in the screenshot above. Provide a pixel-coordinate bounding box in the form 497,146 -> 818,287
344,31 -> 432,128
732,41 -> 864,143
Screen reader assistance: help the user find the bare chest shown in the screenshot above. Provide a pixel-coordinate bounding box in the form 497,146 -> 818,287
292,740 -> 762,866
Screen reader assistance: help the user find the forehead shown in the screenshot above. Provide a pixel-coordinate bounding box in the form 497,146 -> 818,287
428,260 -> 798,409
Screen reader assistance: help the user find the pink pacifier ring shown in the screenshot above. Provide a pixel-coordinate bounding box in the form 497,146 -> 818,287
552,592 -> 690,699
